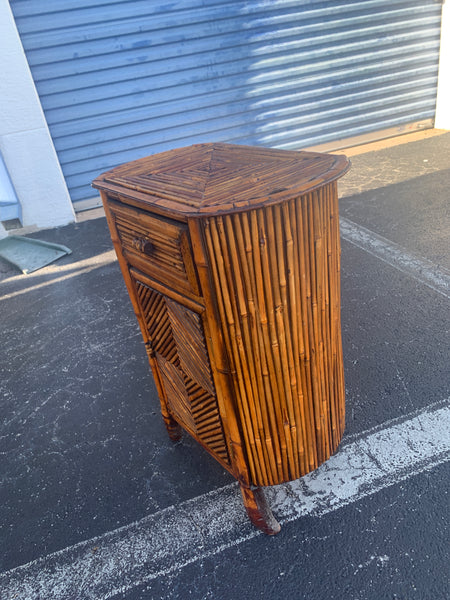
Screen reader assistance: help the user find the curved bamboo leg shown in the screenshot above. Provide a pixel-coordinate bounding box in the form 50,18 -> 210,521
144,344 -> 183,442
240,485 -> 281,535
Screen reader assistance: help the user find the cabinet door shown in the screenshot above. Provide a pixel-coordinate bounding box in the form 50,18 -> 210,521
133,276 -> 230,466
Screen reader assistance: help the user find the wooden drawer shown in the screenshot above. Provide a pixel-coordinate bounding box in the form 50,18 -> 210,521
108,199 -> 200,296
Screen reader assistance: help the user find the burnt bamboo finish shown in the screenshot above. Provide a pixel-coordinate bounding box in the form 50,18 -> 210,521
93,143 -> 349,534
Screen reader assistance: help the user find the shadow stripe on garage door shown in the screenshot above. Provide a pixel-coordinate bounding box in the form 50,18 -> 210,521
1,400 -> 449,600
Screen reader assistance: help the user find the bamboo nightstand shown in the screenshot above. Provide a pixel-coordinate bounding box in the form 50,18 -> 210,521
92,143 -> 350,534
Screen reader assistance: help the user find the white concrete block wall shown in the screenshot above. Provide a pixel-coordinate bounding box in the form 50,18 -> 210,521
0,0 -> 75,235
435,0 -> 450,129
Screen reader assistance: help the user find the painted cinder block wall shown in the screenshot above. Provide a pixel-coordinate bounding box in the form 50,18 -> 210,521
435,0 -> 450,129
0,0 -> 75,238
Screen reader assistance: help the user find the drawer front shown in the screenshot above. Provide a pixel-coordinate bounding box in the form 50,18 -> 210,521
109,199 -> 199,296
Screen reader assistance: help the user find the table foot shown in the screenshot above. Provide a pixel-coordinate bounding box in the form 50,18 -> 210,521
163,415 -> 182,441
240,485 -> 281,535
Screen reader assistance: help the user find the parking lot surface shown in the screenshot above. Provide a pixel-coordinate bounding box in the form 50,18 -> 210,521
1,132 -> 449,599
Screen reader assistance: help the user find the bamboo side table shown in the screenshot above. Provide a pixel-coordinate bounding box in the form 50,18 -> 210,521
93,143 -> 350,534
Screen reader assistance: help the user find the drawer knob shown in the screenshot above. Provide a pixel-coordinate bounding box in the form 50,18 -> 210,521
132,237 -> 154,256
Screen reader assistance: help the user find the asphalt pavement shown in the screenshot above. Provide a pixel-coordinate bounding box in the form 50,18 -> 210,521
0,131 -> 449,599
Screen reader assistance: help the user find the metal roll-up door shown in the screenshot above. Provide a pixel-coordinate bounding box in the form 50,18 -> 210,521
10,0 -> 442,208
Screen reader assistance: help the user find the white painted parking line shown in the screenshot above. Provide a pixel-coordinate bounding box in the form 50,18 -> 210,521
340,217 -> 450,299
1,401 -> 449,600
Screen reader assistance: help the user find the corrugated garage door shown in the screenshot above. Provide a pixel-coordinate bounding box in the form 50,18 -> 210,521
10,0 -> 442,207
